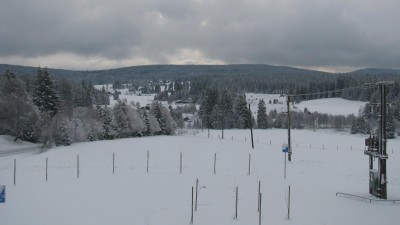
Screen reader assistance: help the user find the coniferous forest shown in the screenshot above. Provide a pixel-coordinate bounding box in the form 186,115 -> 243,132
1,64 -> 400,148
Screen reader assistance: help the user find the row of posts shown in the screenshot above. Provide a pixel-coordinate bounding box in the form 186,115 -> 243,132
11,151 -> 255,184
190,179 -> 291,224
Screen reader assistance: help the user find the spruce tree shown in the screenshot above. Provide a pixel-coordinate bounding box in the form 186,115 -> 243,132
257,99 -> 268,129
33,68 -> 61,117
234,92 -> 250,128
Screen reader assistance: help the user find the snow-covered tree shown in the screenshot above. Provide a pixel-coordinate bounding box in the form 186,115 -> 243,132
0,70 -> 40,142
97,105 -> 116,139
257,99 -> 268,129
151,101 -> 176,135
33,68 -> 61,117
234,92 -> 250,128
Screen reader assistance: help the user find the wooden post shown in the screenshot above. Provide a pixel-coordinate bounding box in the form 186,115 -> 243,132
77,154 -> 80,178
288,185 -> 291,219
195,178 -> 199,211
249,104 -> 254,149
214,153 -> 216,175
259,192 -> 262,225
46,157 -> 48,181
235,186 -> 238,219
258,180 -> 261,212
147,150 -> 149,173
180,152 -> 183,174
284,152 -> 287,179
13,159 -> 16,185
248,154 -> 251,176
113,152 -> 115,174
191,186 -> 194,224
287,96 -> 292,161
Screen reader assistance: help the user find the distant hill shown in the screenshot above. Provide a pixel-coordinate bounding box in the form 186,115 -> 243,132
0,63 -> 331,83
349,68 -> 400,75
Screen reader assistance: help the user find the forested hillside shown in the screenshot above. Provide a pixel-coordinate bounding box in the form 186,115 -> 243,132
1,64 -> 400,143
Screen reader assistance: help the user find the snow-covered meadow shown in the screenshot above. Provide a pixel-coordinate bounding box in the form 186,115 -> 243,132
245,93 -> 366,116
0,129 -> 399,225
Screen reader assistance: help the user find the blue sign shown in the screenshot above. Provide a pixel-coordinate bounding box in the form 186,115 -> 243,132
0,185 -> 5,203
282,144 -> 289,153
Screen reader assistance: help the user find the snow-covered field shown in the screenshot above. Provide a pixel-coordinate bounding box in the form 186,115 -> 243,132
246,93 -> 366,116
1,129 -> 399,225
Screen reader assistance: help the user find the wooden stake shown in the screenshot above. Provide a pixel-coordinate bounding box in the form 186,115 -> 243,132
214,153 -> 216,175
113,152 -> 115,174
77,154 -> 80,178
191,186 -> 194,224
235,186 -> 238,219
46,157 -> 48,181
259,192 -> 262,225
248,154 -> 251,176
180,152 -> 183,174
147,150 -> 149,173
258,180 -> 261,212
288,185 -> 291,219
195,178 -> 199,211
13,159 -> 16,185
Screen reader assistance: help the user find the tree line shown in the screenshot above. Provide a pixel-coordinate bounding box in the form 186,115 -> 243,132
0,68 -> 177,149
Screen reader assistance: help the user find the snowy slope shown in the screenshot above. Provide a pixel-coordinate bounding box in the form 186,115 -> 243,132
0,129 -> 399,225
0,135 -> 40,156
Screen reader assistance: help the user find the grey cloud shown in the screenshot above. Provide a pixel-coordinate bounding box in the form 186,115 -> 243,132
0,0 -> 399,70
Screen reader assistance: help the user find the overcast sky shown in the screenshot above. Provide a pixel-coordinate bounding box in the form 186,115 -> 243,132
0,0 -> 399,72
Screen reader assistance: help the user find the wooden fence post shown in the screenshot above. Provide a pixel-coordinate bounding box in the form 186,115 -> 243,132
259,192 -> 262,225
258,180 -> 261,212
46,157 -> 48,181
180,152 -> 183,174
113,152 -> 115,174
214,153 -> 216,175
147,150 -> 149,173
248,154 -> 251,176
235,186 -> 238,219
195,178 -> 199,211
288,185 -> 291,219
77,154 -> 80,178
191,186 -> 194,224
14,159 -> 16,185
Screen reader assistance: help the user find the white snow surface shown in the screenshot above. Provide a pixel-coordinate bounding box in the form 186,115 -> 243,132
294,98 -> 366,116
246,93 -> 366,116
1,129 -> 399,225
0,135 -> 40,156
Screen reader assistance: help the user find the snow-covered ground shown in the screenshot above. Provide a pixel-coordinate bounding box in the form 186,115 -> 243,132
246,93 -> 366,116
1,129 -> 399,225
0,136 -> 40,156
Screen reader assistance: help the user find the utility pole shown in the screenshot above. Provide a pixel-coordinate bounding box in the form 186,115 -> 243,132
249,104 -> 254,149
377,82 -> 390,199
287,96 -> 292,161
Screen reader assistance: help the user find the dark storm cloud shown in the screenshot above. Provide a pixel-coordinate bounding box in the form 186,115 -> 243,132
0,0 -> 399,70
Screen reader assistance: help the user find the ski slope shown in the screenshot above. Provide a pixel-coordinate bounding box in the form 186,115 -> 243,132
0,129 -> 399,225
